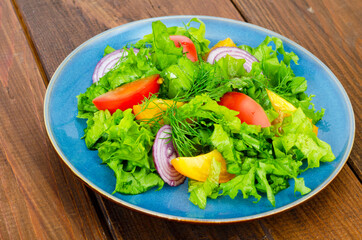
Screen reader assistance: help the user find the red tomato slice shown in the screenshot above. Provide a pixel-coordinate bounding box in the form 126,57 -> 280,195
93,74 -> 161,114
170,35 -> 198,62
219,92 -> 271,128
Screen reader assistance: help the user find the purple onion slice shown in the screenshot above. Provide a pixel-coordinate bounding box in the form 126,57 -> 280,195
152,125 -> 186,186
92,48 -> 139,83
206,47 -> 259,72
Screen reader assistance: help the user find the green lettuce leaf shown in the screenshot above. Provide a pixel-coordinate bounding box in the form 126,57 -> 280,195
210,124 -> 241,174
98,109 -> 154,169
273,108 -> 335,169
162,94 -> 242,157
188,158 -> 221,209
219,166 -> 261,201
84,109 -> 163,194
83,109 -> 123,149
77,48 -> 159,119
293,177 -> 311,195
161,57 -> 198,98
103,45 -> 116,56
179,94 -> 241,133
240,36 -> 324,123
108,161 -> 163,195
150,21 -> 183,70
135,18 -> 210,58
214,55 -> 272,109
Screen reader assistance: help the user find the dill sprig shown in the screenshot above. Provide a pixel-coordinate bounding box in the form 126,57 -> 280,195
174,62 -> 230,102
133,95 -> 164,130
135,96 -> 201,157
163,104 -> 200,157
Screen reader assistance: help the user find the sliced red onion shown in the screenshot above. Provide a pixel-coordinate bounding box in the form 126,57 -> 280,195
92,48 -> 139,83
206,47 -> 259,72
152,125 -> 186,186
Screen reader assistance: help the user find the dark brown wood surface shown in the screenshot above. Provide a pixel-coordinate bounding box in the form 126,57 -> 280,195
0,0 -> 108,239
1,0 -> 361,239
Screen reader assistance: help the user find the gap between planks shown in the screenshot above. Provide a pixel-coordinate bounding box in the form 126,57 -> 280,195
10,1 -> 357,238
230,0 -> 250,22
9,0 -> 115,238
10,0 -> 49,87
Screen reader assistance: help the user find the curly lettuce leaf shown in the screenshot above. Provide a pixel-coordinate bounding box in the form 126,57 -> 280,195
98,109 -> 154,169
150,21 -> 183,70
83,109 -> 163,194
188,158 -> 220,209
77,48 -> 159,119
273,108 -> 335,169
210,124 -> 241,174
214,55 -> 272,109
219,166 -> 261,201
179,94 -> 241,133
103,45 -> 116,56
108,161 -> 163,195
135,18 -> 210,58
161,57 -> 198,98
240,36 -> 324,123
83,109 -> 123,149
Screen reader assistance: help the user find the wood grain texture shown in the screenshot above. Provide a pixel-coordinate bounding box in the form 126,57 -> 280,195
96,164 -> 361,240
262,165 -> 361,240
13,0 -> 267,239
96,194 -> 266,240
10,0 -> 362,239
15,0 -> 243,82
232,0 -> 361,179
0,0 -> 108,239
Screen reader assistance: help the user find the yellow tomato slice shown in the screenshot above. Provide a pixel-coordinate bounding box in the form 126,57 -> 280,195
171,150 -> 235,183
204,38 -> 237,59
133,99 -> 184,124
266,89 -> 318,135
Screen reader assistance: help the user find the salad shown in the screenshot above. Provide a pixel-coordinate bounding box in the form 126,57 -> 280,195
77,18 -> 335,209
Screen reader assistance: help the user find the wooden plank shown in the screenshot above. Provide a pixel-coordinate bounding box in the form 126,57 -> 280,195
263,165 -> 361,239
13,0 -> 361,239
0,0 -> 108,239
15,0 -> 244,81
96,165 -> 361,240
13,0 -> 268,239
232,0 -> 361,179
96,194 -> 266,240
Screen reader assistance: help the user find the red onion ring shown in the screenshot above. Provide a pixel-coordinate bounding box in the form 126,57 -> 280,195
92,48 -> 139,83
206,47 -> 259,72
152,125 -> 186,186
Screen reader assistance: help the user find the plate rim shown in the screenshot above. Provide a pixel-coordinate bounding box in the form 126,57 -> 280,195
44,15 -> 355,223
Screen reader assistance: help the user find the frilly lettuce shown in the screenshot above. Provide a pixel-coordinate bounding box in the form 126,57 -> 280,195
77,18 -> 335,208
77,48 -> 159,119
83,109 -> 164,194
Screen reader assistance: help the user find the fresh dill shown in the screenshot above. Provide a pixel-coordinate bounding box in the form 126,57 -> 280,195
173,61 -> 230,102
163,104 -> 200,157
134,96 -> 201,157
133,95 -> 164,131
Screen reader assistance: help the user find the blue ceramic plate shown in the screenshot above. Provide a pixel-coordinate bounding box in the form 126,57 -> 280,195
44,16 -> 355,223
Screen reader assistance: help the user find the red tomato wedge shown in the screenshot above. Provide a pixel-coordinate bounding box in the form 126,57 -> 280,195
92,74 -> 161,114
219,92 -> 271,128
170,35 -> 198,62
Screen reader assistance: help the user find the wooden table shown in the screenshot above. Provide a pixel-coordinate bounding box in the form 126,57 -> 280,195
1,0 -> 361,239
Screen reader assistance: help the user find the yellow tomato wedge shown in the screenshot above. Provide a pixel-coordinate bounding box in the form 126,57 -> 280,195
204,38 -> 237,59
266,89 -> 297,114
133,99 -> 184,123
266,89 -> 318,135
210,38 -> 237,51
171,150 -> 235,183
